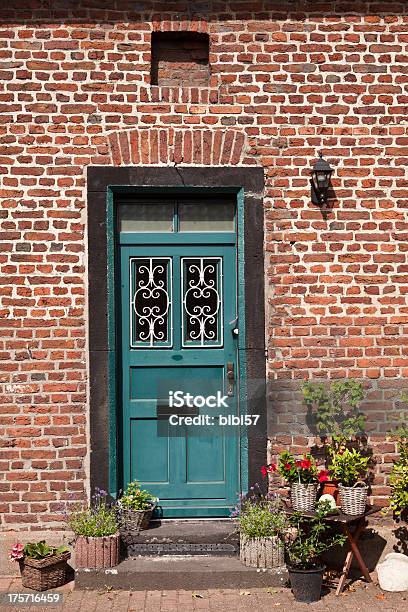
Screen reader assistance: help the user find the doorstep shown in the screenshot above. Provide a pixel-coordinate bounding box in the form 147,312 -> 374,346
121,518 -> 239,555
74,556 -> 288,591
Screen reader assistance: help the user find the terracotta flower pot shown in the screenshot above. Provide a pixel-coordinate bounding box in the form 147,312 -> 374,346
75,533 -> 120,569
320,481 -> 339,504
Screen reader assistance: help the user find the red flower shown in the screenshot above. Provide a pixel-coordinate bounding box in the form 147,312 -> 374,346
268,463 -> 277,472
318,470 -> 330,483
261,465 -> 268,478
295,459 -> 302,467
9,542 -> 24,562
300,458 -> 312,470
284,462 -> 292,471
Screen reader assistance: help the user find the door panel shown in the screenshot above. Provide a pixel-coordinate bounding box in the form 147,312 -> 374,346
130,419 -> 170,483
118,199 -> 240,517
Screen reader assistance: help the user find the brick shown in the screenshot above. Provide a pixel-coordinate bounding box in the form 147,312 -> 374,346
0,2 -> 408,532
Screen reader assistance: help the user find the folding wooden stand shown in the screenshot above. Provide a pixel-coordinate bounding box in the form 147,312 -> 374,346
284,504 -> 380,596
335,516 -> 373,595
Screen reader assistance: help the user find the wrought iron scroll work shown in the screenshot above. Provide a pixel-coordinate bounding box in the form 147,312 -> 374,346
182,257 -> 222,347
130,257 -> 172,347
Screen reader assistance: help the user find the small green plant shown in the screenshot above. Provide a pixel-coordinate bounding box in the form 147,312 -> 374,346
9,541 -> 68,562
231,484 -> 289,538
389,463 -> 408,517
23,541 -> 69,560
392,406 -> 408,464
328,447 -> 370,487
119,480 -> 158,511
302,380 -> 366,449
387,409 -> 408,517
66,488 -> 119,537
238,499 -> 288,538
283,502 -> 346,569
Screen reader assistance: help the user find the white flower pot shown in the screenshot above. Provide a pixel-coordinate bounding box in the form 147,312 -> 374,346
240,535 -> 284,568
338,484 -> 368,515
290,483 -> 317,511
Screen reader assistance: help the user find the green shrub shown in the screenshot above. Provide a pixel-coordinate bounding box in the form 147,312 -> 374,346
119,480 -> 157,511
283,503 -> 346,570
23,541 -> 68,560
389,412 -> 408,516
328,448 -> 370,487
67,488 -> 118,537
238,500 -> 288,538
302,380 -> 366,448
389,463 -> 408,516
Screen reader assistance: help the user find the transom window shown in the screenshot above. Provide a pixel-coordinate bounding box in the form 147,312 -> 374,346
118,198 -> 235,233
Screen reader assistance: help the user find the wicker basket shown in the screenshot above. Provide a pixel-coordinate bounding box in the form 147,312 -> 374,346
19,552 -> 71,592
240,535 -> 284,569
118,504 -> 154,534
339,483 -> 368,515
290,483 -> 317,511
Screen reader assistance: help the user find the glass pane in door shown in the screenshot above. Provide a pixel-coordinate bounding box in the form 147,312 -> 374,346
181,257 -> 223,347
178,201 -> 235,232
130,257 -> 173,348
119,202 -> 174,232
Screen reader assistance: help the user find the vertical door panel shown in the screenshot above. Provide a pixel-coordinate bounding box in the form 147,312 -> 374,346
130,418 -> 170,484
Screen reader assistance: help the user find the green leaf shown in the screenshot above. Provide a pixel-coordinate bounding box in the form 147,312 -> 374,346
23,540 -> 67,560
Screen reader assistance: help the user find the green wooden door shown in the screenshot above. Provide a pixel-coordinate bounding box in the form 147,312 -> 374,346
118,197 -> 240,517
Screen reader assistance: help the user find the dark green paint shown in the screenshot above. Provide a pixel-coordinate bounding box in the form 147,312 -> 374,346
105,187 -> 248,515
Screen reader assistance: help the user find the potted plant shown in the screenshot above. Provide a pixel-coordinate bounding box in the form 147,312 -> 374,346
385,411 -> 408,519
263,451 -> 328,511
329,447 -> 371,515
301,379 -> 366,451
118,479 -> 158,534
233,487 -> 288,569
66,487 -> 120,569
283,502 -> 346,602
302,380 -> 367,502
10,540 -> 70,591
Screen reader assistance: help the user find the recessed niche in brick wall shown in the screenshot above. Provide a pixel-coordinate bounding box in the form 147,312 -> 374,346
151,32 -> 210,87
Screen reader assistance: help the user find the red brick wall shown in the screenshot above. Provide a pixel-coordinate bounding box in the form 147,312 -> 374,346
1,0 -> 408,527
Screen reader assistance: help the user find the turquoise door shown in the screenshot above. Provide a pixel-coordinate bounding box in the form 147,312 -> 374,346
117,197 -> 240,517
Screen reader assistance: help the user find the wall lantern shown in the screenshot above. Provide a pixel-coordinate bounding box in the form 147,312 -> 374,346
310,152 -> 333,205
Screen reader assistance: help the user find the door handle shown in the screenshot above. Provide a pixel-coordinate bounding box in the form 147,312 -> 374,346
226,362 -> 234,397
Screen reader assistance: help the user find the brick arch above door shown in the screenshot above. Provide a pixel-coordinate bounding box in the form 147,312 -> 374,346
107,128 -> 248,166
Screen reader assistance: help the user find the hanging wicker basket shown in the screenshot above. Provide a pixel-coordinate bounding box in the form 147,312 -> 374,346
290,483 -> 317,512
118,504 -> 154,535
19,552 -> 71,592
339,482 -> 368,515
240,535 -> 284,569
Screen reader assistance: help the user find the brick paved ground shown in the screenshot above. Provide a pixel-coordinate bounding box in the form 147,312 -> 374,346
0,576 -> 406,612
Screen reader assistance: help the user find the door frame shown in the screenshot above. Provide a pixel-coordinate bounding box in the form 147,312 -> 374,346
87,167 -> 266,505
